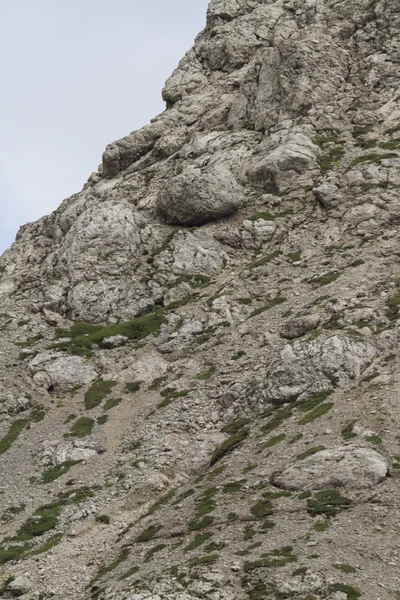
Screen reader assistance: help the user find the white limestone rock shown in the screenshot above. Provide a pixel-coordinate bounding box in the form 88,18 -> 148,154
273,446 -> 389,490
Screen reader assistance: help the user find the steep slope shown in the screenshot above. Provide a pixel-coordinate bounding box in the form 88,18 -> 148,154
1,0 -> 400,599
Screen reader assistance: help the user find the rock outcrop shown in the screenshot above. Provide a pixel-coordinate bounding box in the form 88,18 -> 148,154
1,0 -> 400,599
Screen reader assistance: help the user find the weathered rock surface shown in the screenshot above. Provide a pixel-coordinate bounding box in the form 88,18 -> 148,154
1,0 -> 400,599
273,446 -> 389,491
156,167 -> 244,226
265,335 -> 377,404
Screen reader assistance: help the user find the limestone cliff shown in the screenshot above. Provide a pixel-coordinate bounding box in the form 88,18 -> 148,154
0,1 -> 400,599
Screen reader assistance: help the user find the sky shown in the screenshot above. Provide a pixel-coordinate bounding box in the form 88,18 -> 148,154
0,0 -> 209,254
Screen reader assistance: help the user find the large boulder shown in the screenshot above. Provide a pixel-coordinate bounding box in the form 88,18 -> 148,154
156,167 -> 244,226
265,335 -> 377,405
272,446 -> 389,491
29,352 -> 97,393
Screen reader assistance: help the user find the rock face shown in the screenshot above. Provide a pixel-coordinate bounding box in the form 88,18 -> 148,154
273,446 -> 389,491
264,335 -> 377,405
156,167 -> 244,226
1,1 -> 400,599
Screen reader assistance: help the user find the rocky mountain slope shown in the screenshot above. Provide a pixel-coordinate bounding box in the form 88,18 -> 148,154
1,0 -> 400,598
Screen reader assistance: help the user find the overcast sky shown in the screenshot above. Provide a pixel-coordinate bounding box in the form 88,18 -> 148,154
0,0 -> 209,254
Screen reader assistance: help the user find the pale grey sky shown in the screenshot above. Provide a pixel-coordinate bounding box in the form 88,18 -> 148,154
0,0 -> 209,254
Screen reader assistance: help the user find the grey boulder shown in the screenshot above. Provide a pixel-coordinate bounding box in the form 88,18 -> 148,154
272,446 -> 389,491
156,167 -> 244,226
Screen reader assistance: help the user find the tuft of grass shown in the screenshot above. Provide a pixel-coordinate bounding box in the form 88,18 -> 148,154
246,250 -> 282,270
41,460 -> 82,484
210,428 -> 249,466
296,446 -> 326,461
84,380 -> 117,410
314,521 -> 329,532
250,499 -> 273,518
70,417 -> 95,438
299,403 -> 333,425
365,434 -> 382,445
146,488 -> 176,516
188,553 -> 219,567
124,381 -> 141,393
334,563 -> 357,574
307,489 -> 351,518
196,367 -> 216,380
221,419 -> 251,434
144,543 -> 166,562
223,480 -> 246,494
188,515 -> 214,531
310,271 -> 340,286
328,584 -> 360,599
386,293 -> 400,321
135,524 -> 162,542
244,546 -> 297,571
118,566 -> 140,581
352,152 -> 398,166
341,422 -> 357,440
52,311 -> 167,357
103,397 -> 121,411
298,390 -> 333,412
0,419 -> 29,455
91,548 -> 130,583
157,388 -> 190,409
352,125 -> 374,137
232,350 -> 246,361
95,515 -> 110,525
184,532 -> 213,553
317,146 -> 345,173
247,296 -> 287,319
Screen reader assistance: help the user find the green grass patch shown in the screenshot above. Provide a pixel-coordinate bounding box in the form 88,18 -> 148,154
146,488 -> 176,516
247,296 -> 287,319
328,584 -> 360,599
221,419 -> 251,434
84,380 -> 117,410
135,524 -> 162,542
352,125 -> 374,138
334,563 -> 357,574
341,422 -> 357,440
246,250 -> 282,270
144,543 -> 166,562
299,402 -> 333,425
310,271 -> 340,286
188,553 -> 219,567
52,311 -> 167,357
0,419 -> 29,455
250,499 -> 273,518
184,532 -> 213,553
95,515 -> 110,525
70,417 -> 95,438
317,146 -> 345,173
41,460 -> 82,484
386,292 -> 400,320
91,548 -> 130,583
157,388 -> 190,409
352,152 -> 398,165
223,480 -> 246,493
296,446 -> 326,461
196,367 -> 216,380
118,566 -> 140,581
298,390 -> 333,412
210,428 -> 249,466
307,489 -> 351,518
124,381 -> 141,393
103,397 -> 121,411
365,434 -> 382,445
314,521 -> 329,532
188,515 -> 214,531
244,546 -> 297,571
